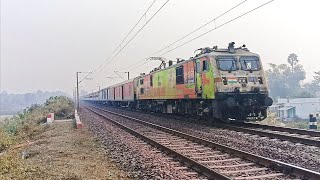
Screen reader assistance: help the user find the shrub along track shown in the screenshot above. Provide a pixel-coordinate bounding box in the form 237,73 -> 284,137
87,103 -> 320,173
85,104 -> 320,180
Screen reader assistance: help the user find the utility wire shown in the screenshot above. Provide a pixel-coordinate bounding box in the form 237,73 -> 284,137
125,0 -> 248,71
159,0 -> 275,56
79,72 -> 93,84
85,0 -> 158,81
129,0 -> 275,72
92,0 -> 158,74
98,0 -> 171,74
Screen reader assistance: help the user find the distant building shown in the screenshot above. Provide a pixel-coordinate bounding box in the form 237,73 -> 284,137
271,98 -> 320,120
269,103 -> 296,121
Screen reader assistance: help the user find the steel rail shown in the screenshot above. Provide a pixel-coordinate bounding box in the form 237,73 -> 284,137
87,105 -> 320,180
85,106 -> 230,180
216,123 -> 320,147
233,122 -> 320,137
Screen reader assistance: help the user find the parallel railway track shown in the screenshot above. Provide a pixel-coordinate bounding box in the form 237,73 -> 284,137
218,122 -> 320,147
85,105 -> 320,180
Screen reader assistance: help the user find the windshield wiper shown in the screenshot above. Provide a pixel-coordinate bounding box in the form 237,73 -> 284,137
243,60 -> 253,72
229,61 -> 235,73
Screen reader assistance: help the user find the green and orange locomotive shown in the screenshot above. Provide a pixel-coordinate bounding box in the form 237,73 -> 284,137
85,42 -> 273,122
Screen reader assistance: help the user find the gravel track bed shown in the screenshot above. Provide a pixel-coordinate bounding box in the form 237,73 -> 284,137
92,106 -> 292,180
79,107 -> 205,180
94,105 -> 320,173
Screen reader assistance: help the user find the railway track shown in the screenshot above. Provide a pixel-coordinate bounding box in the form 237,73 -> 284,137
85,105 -> 320,180
91,103 -> 320,148
218,122 -> 320,147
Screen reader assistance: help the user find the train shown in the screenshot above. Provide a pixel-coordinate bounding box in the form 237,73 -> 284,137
84,42 -> 273,122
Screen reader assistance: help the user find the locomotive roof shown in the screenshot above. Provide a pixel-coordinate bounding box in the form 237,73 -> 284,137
196,48 -> 259,59
139,48 -> 259,77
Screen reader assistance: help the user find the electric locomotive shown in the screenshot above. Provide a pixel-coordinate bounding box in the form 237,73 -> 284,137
84,42 -> 273,122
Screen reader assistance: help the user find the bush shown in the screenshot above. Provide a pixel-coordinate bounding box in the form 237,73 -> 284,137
0,96 -> 74,150
0,129 -> 15,152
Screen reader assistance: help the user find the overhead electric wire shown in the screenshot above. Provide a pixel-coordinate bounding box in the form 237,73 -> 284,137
79,72 -> 93,84
125,0 -> 248,71
93,0 -> 157,73
98,0 -> 171,75
128,0 -> 275,72
159,0 -> 275,56
85,0 -> 158,80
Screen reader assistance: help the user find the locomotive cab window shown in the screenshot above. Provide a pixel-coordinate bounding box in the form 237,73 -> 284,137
140,79 -> 144,85
176,66 -> 184,84
240,56 -> 260,71
217,56 -> 237,71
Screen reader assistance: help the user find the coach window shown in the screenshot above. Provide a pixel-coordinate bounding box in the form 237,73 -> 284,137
176,66 -> 184,84
150,75 -> 153,87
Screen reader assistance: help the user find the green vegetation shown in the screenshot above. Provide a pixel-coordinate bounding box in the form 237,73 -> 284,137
1,96 -> 74,136
266,53 -> 320,99
0,90 -> 68,115
0,96 -> 74,178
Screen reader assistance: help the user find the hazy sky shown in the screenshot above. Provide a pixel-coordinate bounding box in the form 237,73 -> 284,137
1,0 -> 320,94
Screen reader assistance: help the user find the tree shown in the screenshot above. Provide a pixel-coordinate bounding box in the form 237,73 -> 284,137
266,63 -> 306,98
314,71 -> 320,84
305,71 -> 320,96
287,53 -> 299,72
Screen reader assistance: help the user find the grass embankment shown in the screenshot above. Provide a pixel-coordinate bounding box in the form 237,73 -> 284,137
0,96 -> 74,179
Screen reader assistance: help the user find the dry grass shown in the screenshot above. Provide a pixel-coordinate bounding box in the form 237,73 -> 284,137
1,96 -> 126,179
1,121 -> 128,179
259,113 -> 319,130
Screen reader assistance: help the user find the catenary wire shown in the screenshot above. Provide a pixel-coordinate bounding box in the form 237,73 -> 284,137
159,0 -> 275,56
92,0 -> 158,74
125,0 -> 249,71
97,0 -> 171,76
129,0 -> 275,73
83,0 -> 158,81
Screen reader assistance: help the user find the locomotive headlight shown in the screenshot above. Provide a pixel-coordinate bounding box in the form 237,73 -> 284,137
238,77 -> 247,84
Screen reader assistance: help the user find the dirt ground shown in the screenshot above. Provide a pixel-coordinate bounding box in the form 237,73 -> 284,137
0,120 -> 128,180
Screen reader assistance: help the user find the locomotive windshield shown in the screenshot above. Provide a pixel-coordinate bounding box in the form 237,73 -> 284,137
240,56 -> 260,71
217,56 -> 237,71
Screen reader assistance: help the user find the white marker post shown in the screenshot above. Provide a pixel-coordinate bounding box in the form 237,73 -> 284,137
47,113 -> 52,124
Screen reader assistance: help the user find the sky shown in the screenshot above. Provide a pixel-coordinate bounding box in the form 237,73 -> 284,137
1,0 -> 320,95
